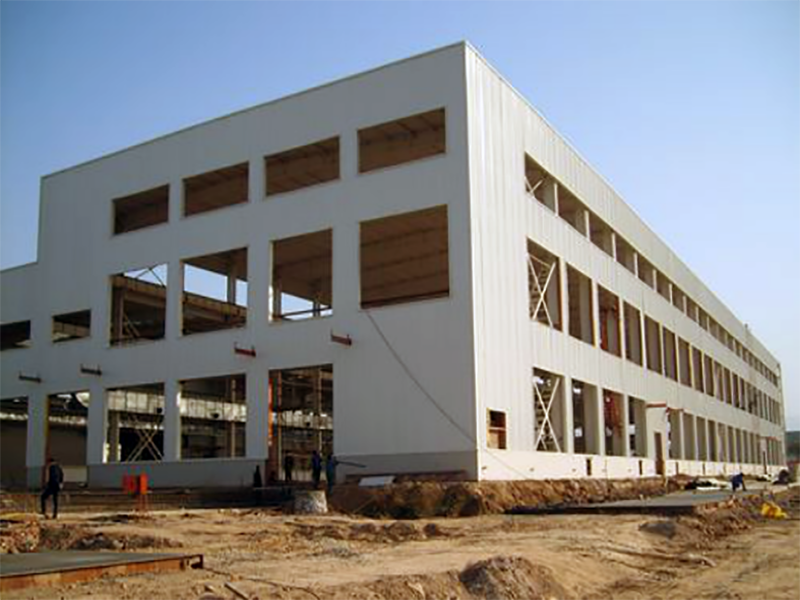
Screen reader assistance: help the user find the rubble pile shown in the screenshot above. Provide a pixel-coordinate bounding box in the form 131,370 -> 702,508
331,477 -> 686,518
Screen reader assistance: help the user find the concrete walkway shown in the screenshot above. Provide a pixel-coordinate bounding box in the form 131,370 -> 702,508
509,484 -> 789,516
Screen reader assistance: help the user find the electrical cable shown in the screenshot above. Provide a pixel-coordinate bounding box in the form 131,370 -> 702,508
364,309 -> 535,481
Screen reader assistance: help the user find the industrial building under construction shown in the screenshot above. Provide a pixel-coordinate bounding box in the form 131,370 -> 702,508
0,42 -> 786,490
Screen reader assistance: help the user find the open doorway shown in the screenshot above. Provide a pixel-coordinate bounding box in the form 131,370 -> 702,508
46,392 -> 90,485
1,397 -> 28,488
268,365 -> 333,483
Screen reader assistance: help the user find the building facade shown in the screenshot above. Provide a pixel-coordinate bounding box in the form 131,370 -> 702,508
0,43 -> 786,489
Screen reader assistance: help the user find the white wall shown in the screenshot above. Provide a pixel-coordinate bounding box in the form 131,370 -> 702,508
464,44 -> 785,479
1,43 -> 480,487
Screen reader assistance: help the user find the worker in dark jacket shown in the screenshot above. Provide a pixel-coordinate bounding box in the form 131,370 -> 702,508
325,454 -> 340,494
41,458 -> 64,519
311,450 -> 323,489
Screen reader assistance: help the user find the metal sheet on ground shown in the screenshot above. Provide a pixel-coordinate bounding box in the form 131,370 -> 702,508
0,551 -> 203,592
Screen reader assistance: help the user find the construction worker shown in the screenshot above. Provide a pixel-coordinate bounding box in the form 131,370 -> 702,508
41,457 -> 64,519
311,450 -> 323,489
283,454 -> 294,483
325,453 -> 340,494
731,472 -> 746,493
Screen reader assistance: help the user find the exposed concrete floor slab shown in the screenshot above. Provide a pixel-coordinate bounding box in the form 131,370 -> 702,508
510,486 -> 784,515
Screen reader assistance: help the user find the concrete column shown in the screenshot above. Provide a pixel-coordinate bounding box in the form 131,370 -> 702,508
26,391 -> 48,488
166,259 -> 184,341
163,379 -> 181,461
341,129 -> 358,180
582,209 -> 591,238
561,375 -> 574,454
633,252 -> 640,279
249,155 -> 265,202
169,178 -> 183,222
590,282 -> 600,347
638,311 -> 646,369
619,299 -> 627,363
615,395 -> 630,457
226,266 -> 237,305
245,367 -> 269,459
610,231 -> 618,261
86,383 -> 106,466
559,260 -> 569,335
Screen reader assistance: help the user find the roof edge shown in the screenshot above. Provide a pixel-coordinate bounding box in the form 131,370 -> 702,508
43,40 -> 468,180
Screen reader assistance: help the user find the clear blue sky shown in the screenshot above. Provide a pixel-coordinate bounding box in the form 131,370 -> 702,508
1,2 -> 798,429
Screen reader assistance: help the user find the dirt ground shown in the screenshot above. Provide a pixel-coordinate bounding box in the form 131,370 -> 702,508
3,487 -> 799,600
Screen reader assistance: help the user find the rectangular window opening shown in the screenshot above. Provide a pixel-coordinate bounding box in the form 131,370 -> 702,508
533,368 -> 565,453
697,417 -> 708,461
360,205 -> 449,309
644,316 -> 663,373
1,397 -> 29,487
180,374 -> 246,459
637,256 -> 656,289
524,154 -> 556,211
623,303 -> 643,365
693,348 -> 704,392
685,297 -> 698,322
603,389 -> 626,457
589,213 -> 614,258
1,320 -> 31,351
110,265 -> 167,346
487,410 -> 507,450
656,272 -> 672,303
683,412 -> 696,460
182,248 -> 248,335
629,397 -> 647,458
698,309 -> 709,331
557,186 -> 588,236
567,265 -> 594,345
184,162 -> 249,217
113,185 -> 169,235
358,108 -> 445,173
107,383 -> 165,463
598,285 -> 621,356
572,379 -> 601,455
615,236 -> 636,275
528,240 -> 562,330
663,328 -> 678,381
265,137 -> 339,196
53,310 -> 91,343
703,355 -> 715,396
272,229 -> 333,321
678,338 -> 692,387
672,286 -> 686,312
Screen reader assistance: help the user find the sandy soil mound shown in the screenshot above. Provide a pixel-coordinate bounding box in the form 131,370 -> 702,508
460,555 -> 569,600
38,524 -> 182,551
318,554 -> 570,600
331,477 -> 685,519
286,519 -> 453,544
